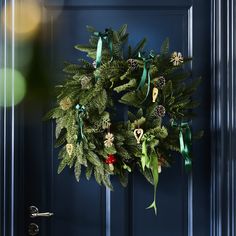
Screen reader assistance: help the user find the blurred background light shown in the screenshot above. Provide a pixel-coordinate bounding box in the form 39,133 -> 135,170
15,42 -> 33,73
0,68 -> 26,107
3,0 -> 41,40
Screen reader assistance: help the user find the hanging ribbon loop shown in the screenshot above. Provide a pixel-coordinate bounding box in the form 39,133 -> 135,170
94,28 -> 113,69
171,120 -> 192,171
137,51 -> 155,102
75,104 -> 86,142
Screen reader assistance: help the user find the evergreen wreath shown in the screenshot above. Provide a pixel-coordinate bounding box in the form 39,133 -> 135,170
45,25 -> 203,214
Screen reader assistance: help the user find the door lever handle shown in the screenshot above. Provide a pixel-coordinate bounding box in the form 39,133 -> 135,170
30,212 -> 54,218
29,206 -> 54,218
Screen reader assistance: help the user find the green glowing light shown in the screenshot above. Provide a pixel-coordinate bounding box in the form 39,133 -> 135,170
0,68 -> 26,107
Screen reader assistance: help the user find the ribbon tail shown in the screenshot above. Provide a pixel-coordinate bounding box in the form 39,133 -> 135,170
146,153 -> 159,215
96,37 -> 103,68
185,125 -> 192,171
184,156 -> 192,172
108,39 -> 113,62
179,126 -> 192,171
78,116 -> 86,143
137,64 -> 147,90
179,130 -> 184,152
80,117 -> 84,139
141,70 -> 151,103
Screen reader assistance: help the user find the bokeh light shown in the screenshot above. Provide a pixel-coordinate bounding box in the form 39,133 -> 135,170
3,0 -> 41,40
0,68 -> 26,107
15,42 -> 33,73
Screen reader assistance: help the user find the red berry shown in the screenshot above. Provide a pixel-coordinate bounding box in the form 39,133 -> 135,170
105,154 -> 117,164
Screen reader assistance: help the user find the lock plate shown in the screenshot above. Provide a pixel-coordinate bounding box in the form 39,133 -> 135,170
28,223 -> 39,236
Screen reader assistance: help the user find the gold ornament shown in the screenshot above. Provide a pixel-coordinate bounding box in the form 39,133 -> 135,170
60,97 -> 72,111
133,128 -> 144,144
66,144 -> 73,156
104,132 -> 114,147
152,87 -> 159,102
170,52 -> 184,66
80,76 -> 92,90
109,164 -> 114,171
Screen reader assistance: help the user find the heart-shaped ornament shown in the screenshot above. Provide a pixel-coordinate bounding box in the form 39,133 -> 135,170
133,128 -> 144,144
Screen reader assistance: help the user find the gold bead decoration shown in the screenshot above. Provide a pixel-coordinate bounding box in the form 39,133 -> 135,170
66,144 -> 73,156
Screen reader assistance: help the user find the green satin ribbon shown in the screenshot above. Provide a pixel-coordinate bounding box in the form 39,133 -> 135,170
137,51 -> 155,102
171,121 -> 192,171
146,153 -> 158,215
141,134 -> 159,215
75,104 -> 86,142
94,29 -> 113,69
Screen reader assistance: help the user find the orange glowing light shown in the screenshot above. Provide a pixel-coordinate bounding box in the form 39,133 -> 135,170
3,0 -> 41,40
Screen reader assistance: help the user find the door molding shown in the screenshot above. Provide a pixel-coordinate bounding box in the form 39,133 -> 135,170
211,0 -> 236,235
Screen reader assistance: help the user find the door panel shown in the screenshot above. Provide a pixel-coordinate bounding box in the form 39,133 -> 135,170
23,0 -> 210,235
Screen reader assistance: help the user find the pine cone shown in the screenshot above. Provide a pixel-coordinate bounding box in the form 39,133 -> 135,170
157,76 -> 166,89
127,59 -> 138,71
155,105 -> 166,117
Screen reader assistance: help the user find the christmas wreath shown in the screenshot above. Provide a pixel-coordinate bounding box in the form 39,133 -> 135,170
45,25 -> 203,214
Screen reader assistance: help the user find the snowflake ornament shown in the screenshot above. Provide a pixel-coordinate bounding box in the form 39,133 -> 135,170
104,132 -> 114,147
59,97 -> 72,111
170,52 -> 184,66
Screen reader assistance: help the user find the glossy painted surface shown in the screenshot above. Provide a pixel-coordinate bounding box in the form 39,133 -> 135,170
211,0 -> 236,235
11,0 -> 211,235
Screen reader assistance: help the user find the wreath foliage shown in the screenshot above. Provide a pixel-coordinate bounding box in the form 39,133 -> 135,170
45,25 -> 203,214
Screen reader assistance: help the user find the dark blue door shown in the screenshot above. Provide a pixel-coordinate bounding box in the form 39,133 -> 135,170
23,0 -> 210,235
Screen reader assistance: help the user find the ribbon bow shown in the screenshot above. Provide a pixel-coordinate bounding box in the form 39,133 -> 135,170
75,104 -> 86,142
141,134 -> 159,215
171,120 -> 192,171
137,51 -> 155,102
94,28 -> 113,69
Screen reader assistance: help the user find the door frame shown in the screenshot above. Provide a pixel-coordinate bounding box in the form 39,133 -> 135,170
0,0 -> 235,235
210,0 -> 236,235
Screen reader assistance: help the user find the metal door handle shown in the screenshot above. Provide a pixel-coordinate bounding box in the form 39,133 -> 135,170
29,206 -> 54,218
31,212 -> 54,218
